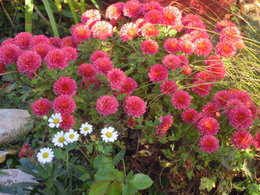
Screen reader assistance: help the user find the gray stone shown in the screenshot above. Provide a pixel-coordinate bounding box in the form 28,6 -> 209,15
0,109 -> 34,145
0,169 -> 36,186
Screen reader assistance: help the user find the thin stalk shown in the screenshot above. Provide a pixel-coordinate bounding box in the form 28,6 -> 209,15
42,0 -> 60,37
54,0 -> 62,13
25,0 -> 33,33
80,0 -> 85,14
90,0 -> 101,10
67,0 -> 79,24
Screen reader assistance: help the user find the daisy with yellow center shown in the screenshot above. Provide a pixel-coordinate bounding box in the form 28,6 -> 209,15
48,113 -> 62,128
37,147 -> 54,164
101,127 -> 118,143
52,131 -> 68,147
65,129 -> 79,143
79,122 -> 93,136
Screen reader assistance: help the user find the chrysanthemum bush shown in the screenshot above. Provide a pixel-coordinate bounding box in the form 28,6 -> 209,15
1,0 -> 259,194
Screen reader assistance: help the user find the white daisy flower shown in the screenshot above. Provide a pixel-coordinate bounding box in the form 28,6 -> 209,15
37,147 -> 54,164
52,131 -> 68,147
101,127 -> 118,143
65,129 -> 79,143
80,122 -> 93,136
48,113 -> 62,128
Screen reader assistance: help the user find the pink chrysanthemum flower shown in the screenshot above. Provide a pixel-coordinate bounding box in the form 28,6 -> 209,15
31,98 -> 52,117
61,36 -> 76,48
49,37 -> 61,48
32,43 -> 53,59
162,6 -> 182,26
181,65 -> 192,75
220,26 -> 242,42
216,41 -> 237,58
144,9 -> 163,24
141,39 -> 159,55
160,80 -> 178,96
192,80 -> 212,97
91,21 -> 113,40
62,47 -> 78,62
53,95 -> 76,115
199,135 -> 219,153
193,38 -> 213,56
163,38 -> 179,53
93,57 -> 114,74
17,51 -> 42,74
171,90 -> 191,110
253,132 -> 260,149
148,64 -> 168,82
204,55 -> 222,66
215,20 -> 236,32
232,130 -> 253,150
30,35 -> 50,47
53,77 -> 77,96
123,0 -> 143,18
120,22 -> 138,41
193,113 -> 205,127
119,77 -> 138,95
0,44 -> 21,65
60,114 -> 75,131
189,30 -> 209,40
156,115 -> 174,134
1,38 -> 15,46
202,102 -> 219,118
81,9 -> 101,23
179,38 -> 194,54
90,50 -> 109,63
197,117 -> 220,135
71,24 -> 91,44
107,68 -> 127,90
185,21 -> 206,33
78,63 -> 96,78
123,96 -> 146,117
182,14 -> 203,26
162,54 -> 181,70
140,23 -> 159,37
144,1 -> 163,12
229,105 -> 253,130
233,91 -> 252,106
96,95 -> 119,116
248,103 -> 259,120
45,49 -> 68,70
213,90 -> 233,108
182,108 -> 198,123
224,99 -> 244,114
105,2 -> 124,21
206,64 -> 226,80
178,55 -> 189,66
194,72 -> 215,82
15,32 -> 32,49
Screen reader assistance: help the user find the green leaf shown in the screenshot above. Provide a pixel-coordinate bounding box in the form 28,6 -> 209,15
113,149 -> 126,165
129,173 -> 153,190
199,177 -> 216,192
107,182 -> 122,195
89,181 -> 111,195
122,183 -> 138,195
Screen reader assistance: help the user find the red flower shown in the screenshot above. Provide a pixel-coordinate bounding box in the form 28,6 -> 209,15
228,106 -> 253,130
140,23 -> 159,37
123,96 -> 146,117
162,6 -> 182,26
213,90 -> 232,108
156,115 -> 174,134
53,77 -> 77,96
232,130 -> 253,149
253,132 -> 260,149
53,95 -> 76,115
91,21 -> 113,40
60,115 -> 75,131
81,9 -> 101,23
148,64 -> 168,82
17,51 -> 42,74
160,80 -> 178,96
32,43 -> 53,59
0,44 -> 21,65
0,63 -> 5,73
96,95 -> 119,116
162,54 -> 181,70
181,65 -> 192,75
216,41 -> 237,58
94,57 -> 114,74
107,68 -> 126,90
45,49 -> 68,70
197,117 -> 220,135
194,38 -> 213,56
62,47 -> 78,62
144,9 -> 163,24
30,35 -> 50,47
192,80 -> 212,97
171,90 -> 191,110
105,2 -> 124,21
199,135 -> 219,153
202,102 -> 219,118
61,36 -> 76,48
31,98 -> 52,117
120,22 -> 138,41
141,39 -> 159,55
182,108 -> 198,123
49,37 -> 61,48
78,63 -> 96,78
119,77 -> 138,95
15,32 -> 32,49
123,0 -> 143,18
71,24 -> 91,44
163,38 -> 179,53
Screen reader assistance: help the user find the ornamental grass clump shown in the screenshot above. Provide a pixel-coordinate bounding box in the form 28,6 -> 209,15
0,0 -> 259,193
